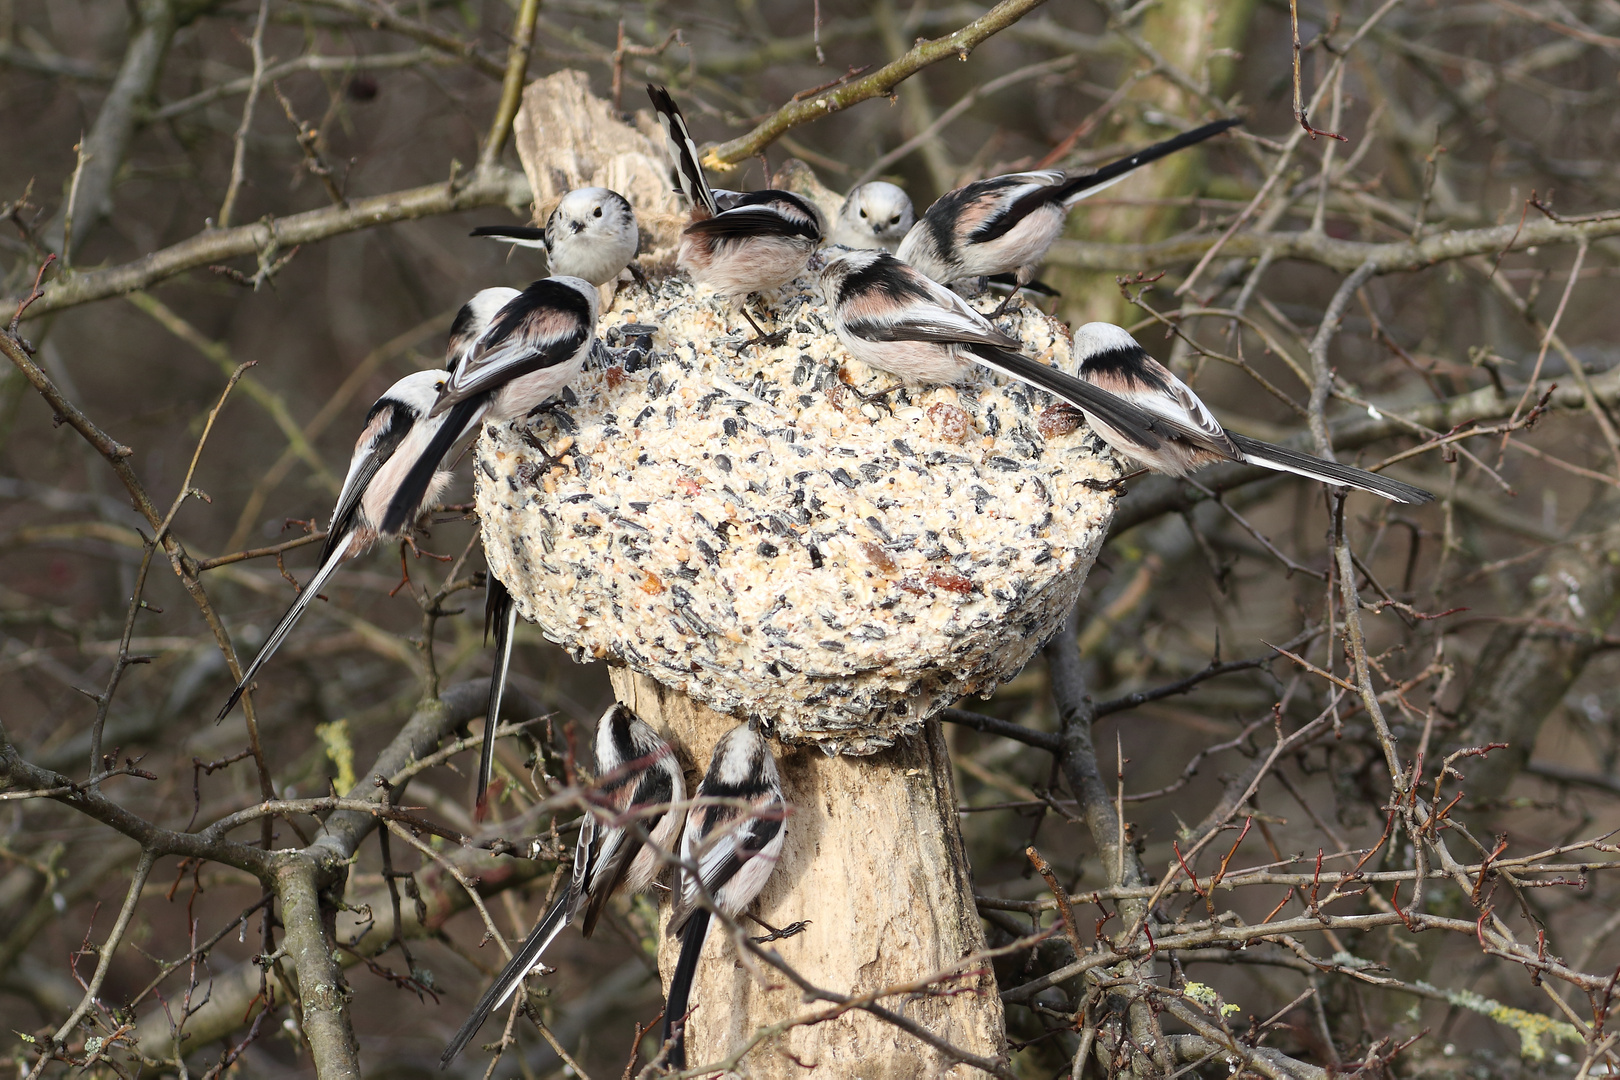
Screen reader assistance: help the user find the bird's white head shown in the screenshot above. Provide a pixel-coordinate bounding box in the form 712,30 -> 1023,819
377,367 -> 451,418
544,188 -> 640,285
1071,321 -> 1145,360
835,181 -> 916,249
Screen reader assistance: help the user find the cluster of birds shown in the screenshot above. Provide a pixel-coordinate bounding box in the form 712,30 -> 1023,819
210,84 -> 1435,1068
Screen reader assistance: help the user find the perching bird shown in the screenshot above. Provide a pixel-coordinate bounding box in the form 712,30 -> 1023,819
662,725 -> 787,1070
817,248 -> 1167,453
441,704 -> 686,1067
429,276 -> 600,426
647,84 -> 822,343
1069,322 -> 1434,503
445,287 -> 519,374
830,181 -> 915,252
217,370 -> 481,721
896,118 -> 1241,298
469,187 -> 641,288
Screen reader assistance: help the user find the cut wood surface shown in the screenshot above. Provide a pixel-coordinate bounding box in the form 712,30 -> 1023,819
612,668 -> 1005,1077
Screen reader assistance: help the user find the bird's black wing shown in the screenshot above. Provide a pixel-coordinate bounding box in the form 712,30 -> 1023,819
431,281 -> 593,414
469,224 -> 548,247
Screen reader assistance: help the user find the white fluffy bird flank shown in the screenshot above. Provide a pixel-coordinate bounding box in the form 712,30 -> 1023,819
1070,321 -> 1436,504
831,181 -> 916,252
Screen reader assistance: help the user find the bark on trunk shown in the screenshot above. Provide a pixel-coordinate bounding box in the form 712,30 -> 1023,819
611,669 -> 1005,1078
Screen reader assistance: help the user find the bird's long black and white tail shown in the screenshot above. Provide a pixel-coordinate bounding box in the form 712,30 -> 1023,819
216,544 -> 350,721
469,225 -> 549,250
647,85 -> 718,218
1228,433 -> 1434,505
477,576 -> 517,813
439,887 -> 575,1068
970,345 -> 1170,455
379,397 -> 483,538
660,908 -> 710,1071
1057,117 -> 1241,207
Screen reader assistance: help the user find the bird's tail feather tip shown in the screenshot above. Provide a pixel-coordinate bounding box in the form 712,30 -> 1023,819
1230,435 -> 1434,504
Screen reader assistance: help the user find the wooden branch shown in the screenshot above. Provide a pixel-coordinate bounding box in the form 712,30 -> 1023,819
277,859 -> 362,1080
0,716 -> 272,874
1047,211 -> 1620,276
701,0 -> 1051,168
480,0 -> 541,170
1107,362 -> 1620,538
25,852 -> 155,1073
938,707 -> 1061,752
11,167 -> 531,320
299,0 -> 506,78
612,670 -> 1006,1075
45,0 -> 195,255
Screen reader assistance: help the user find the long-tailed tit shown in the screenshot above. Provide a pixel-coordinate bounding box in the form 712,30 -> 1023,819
830,181 -> 915,253
662,725 -> 786,1070
441,703 -> 685,1066
445,287 -> 519,374
896,118 -> 1241,297
1071,322 -> 1434,503
817,249 -> 1168,451
217,370 -> 481,720
430,276 -> 600,426
647,85 -> 821,343
469,187 -> 641,288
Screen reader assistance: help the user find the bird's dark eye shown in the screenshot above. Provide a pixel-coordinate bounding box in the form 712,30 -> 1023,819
890,214 -> 901,224
593,207 -> 603,217
859,208 -> 867,218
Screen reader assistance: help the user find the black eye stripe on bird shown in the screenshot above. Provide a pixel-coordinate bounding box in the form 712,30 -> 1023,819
896,118 -> 1240,310
441,704 -> 686,1069
647,84 -> 823,346
662,724 -> 787,1071
216,369 -> 483,722
469,187 -> 639,288
1068,322 -> 1435,504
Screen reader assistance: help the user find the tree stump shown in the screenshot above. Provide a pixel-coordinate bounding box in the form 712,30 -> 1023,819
481,71 -> 1122,1075
613,669 -> 1001,1077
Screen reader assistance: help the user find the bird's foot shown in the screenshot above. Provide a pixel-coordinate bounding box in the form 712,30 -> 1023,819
519,428 -> 570,473
734,307 -> 790,352
833,370 -> 907,416
389,536 -> 453,597
748,914 -> 812,943
1080,468 -> 1148,494
988,291 -> 1025,319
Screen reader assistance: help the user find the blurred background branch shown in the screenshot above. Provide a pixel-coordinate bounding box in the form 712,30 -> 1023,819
3,0 -> 1620,1075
